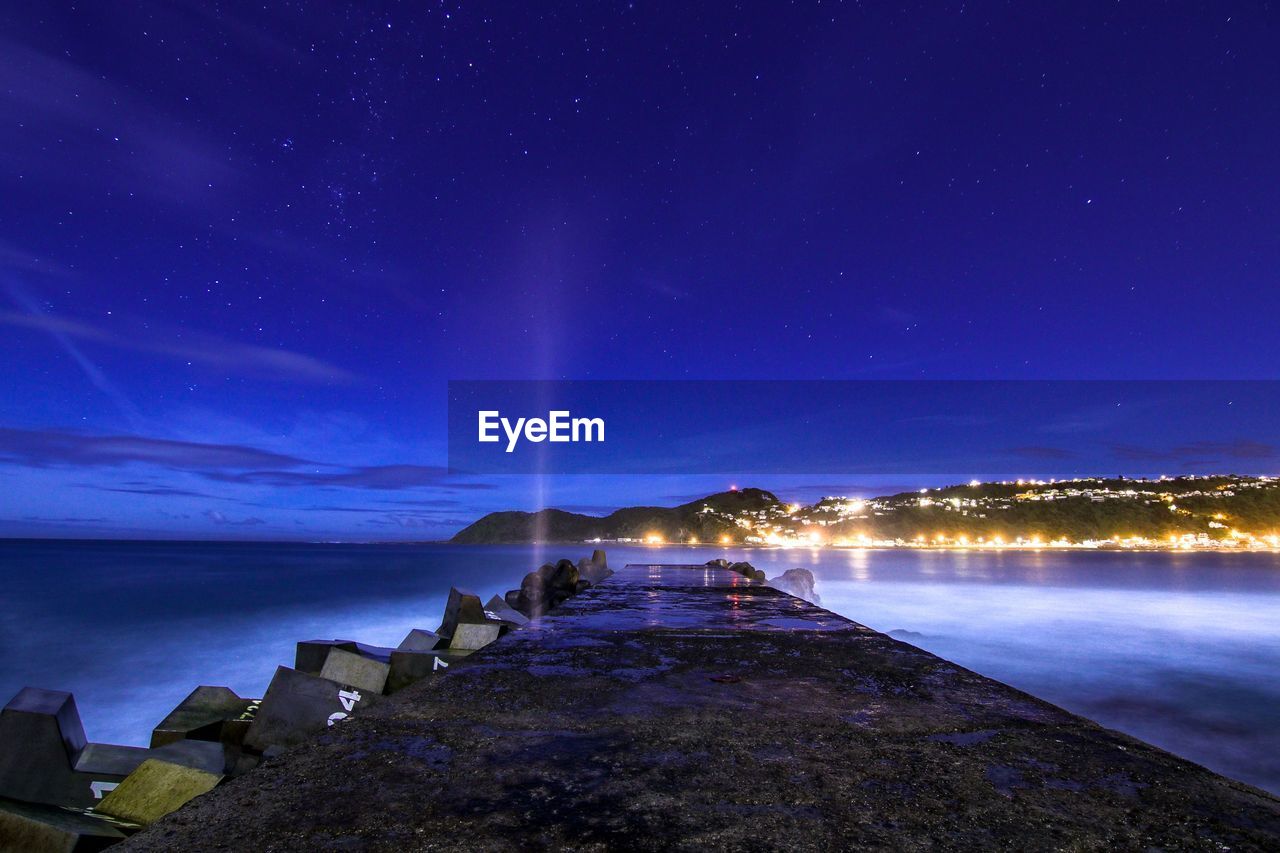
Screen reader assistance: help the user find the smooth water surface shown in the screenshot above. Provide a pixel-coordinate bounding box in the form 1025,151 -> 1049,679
1,540 -> 1277,794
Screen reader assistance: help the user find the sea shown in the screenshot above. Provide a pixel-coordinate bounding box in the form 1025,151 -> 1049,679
1,540 -> 1277,794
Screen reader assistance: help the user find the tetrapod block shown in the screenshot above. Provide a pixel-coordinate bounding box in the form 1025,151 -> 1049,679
0,796 -> 129,852
483,595 -> 530,628
94,758 -> 221,826
437,588 -> 487,638
449,622 -> 503,651
0,687 -> 229,811
150,686 -> 254,748
319,648 -> 390,695
294,640 -> 392,675
397,628 -> 443,651
73,743 -> 148,778
579,550 -> 613,584
149,739 -> 228,776
294,640 -> 360,674
243,667 -> 382,753
0,688 -> 130,809
386,649 -> 473,694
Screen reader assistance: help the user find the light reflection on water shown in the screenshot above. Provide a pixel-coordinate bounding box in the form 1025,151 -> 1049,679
1,541 -> 1277,794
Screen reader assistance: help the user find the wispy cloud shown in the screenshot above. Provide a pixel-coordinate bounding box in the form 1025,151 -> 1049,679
0,34 -> 238,202
0,309 -> 358,384
0,241 -> 69,277
4,284 -> 144,426
85,485 -> 227,499
0,427 -> 305,470
1112,440 -> 1278,465
382,497 -> 464,508
203,509 -> 265,526
208,464 -> 493,491
0,426 -> 493,494
1009,445 -> 1078,460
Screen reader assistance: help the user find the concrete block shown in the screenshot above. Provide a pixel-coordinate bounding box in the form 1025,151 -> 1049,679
517,560 -> 581,616
149,739 -> 228,776
579,550 -> 613,584
0,688 -> 135,809
0,796 -> 128,852
515,570 -> 548,617
483,595 -> 530,627
150,686 -> 253,748
73,743 -> 148,778
0,686 -> 231,811
437,587 -> 487,638
94,759 -> 221,826
218,718 -> 252,748
2,687 -> 86,755
350,642 -> 394,662
319,648 -> 390,695
295,640 -> 392,674
550,559 -> 580,593
386,649 -> 473,694
449,622 -> 503,651
397,628 -> 443,651
244,667 -> 382,753
294,640 -> 359,674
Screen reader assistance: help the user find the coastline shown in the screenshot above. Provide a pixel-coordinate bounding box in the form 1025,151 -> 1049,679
449,539 -> 1280,553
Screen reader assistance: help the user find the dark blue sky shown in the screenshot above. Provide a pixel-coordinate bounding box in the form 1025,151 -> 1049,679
1,2 -> 1277,539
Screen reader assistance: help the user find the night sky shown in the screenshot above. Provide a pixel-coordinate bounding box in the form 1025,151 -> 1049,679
1,3 -> 1278,539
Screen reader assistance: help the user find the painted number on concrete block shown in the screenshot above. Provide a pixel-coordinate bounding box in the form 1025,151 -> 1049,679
327,689 -> 364,727
90,781 -> 118,799
338,689 -> 362,711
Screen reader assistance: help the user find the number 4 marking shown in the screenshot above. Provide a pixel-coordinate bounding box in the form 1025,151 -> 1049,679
338,689 -> 362,712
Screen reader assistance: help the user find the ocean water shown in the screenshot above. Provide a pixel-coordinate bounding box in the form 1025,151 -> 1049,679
1,540 -> 1277,794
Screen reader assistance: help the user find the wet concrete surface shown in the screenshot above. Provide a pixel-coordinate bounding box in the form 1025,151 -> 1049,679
122,564 -> 1280,851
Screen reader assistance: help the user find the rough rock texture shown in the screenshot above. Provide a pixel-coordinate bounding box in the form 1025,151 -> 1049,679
728,560 -> 766,582
515,559 -> 583,617
121,564 -> 1280,852
767,567 -> 821,605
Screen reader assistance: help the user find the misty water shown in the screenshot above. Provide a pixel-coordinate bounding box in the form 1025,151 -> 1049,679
1,540 -> 1277,794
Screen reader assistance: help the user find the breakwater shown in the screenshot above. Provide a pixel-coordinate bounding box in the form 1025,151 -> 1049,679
0,551 -> 616,850
5,555 -> 1280,850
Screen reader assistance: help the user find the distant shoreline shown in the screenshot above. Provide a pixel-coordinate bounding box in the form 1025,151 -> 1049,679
441,540 -> 1280,553
3,536 -> 1278,553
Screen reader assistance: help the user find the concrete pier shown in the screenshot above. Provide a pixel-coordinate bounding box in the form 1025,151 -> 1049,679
121,564 -> 1280,851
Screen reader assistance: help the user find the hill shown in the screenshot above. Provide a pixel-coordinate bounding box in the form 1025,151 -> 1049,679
450,476 -> 1280,548
450,488 -> 782,544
